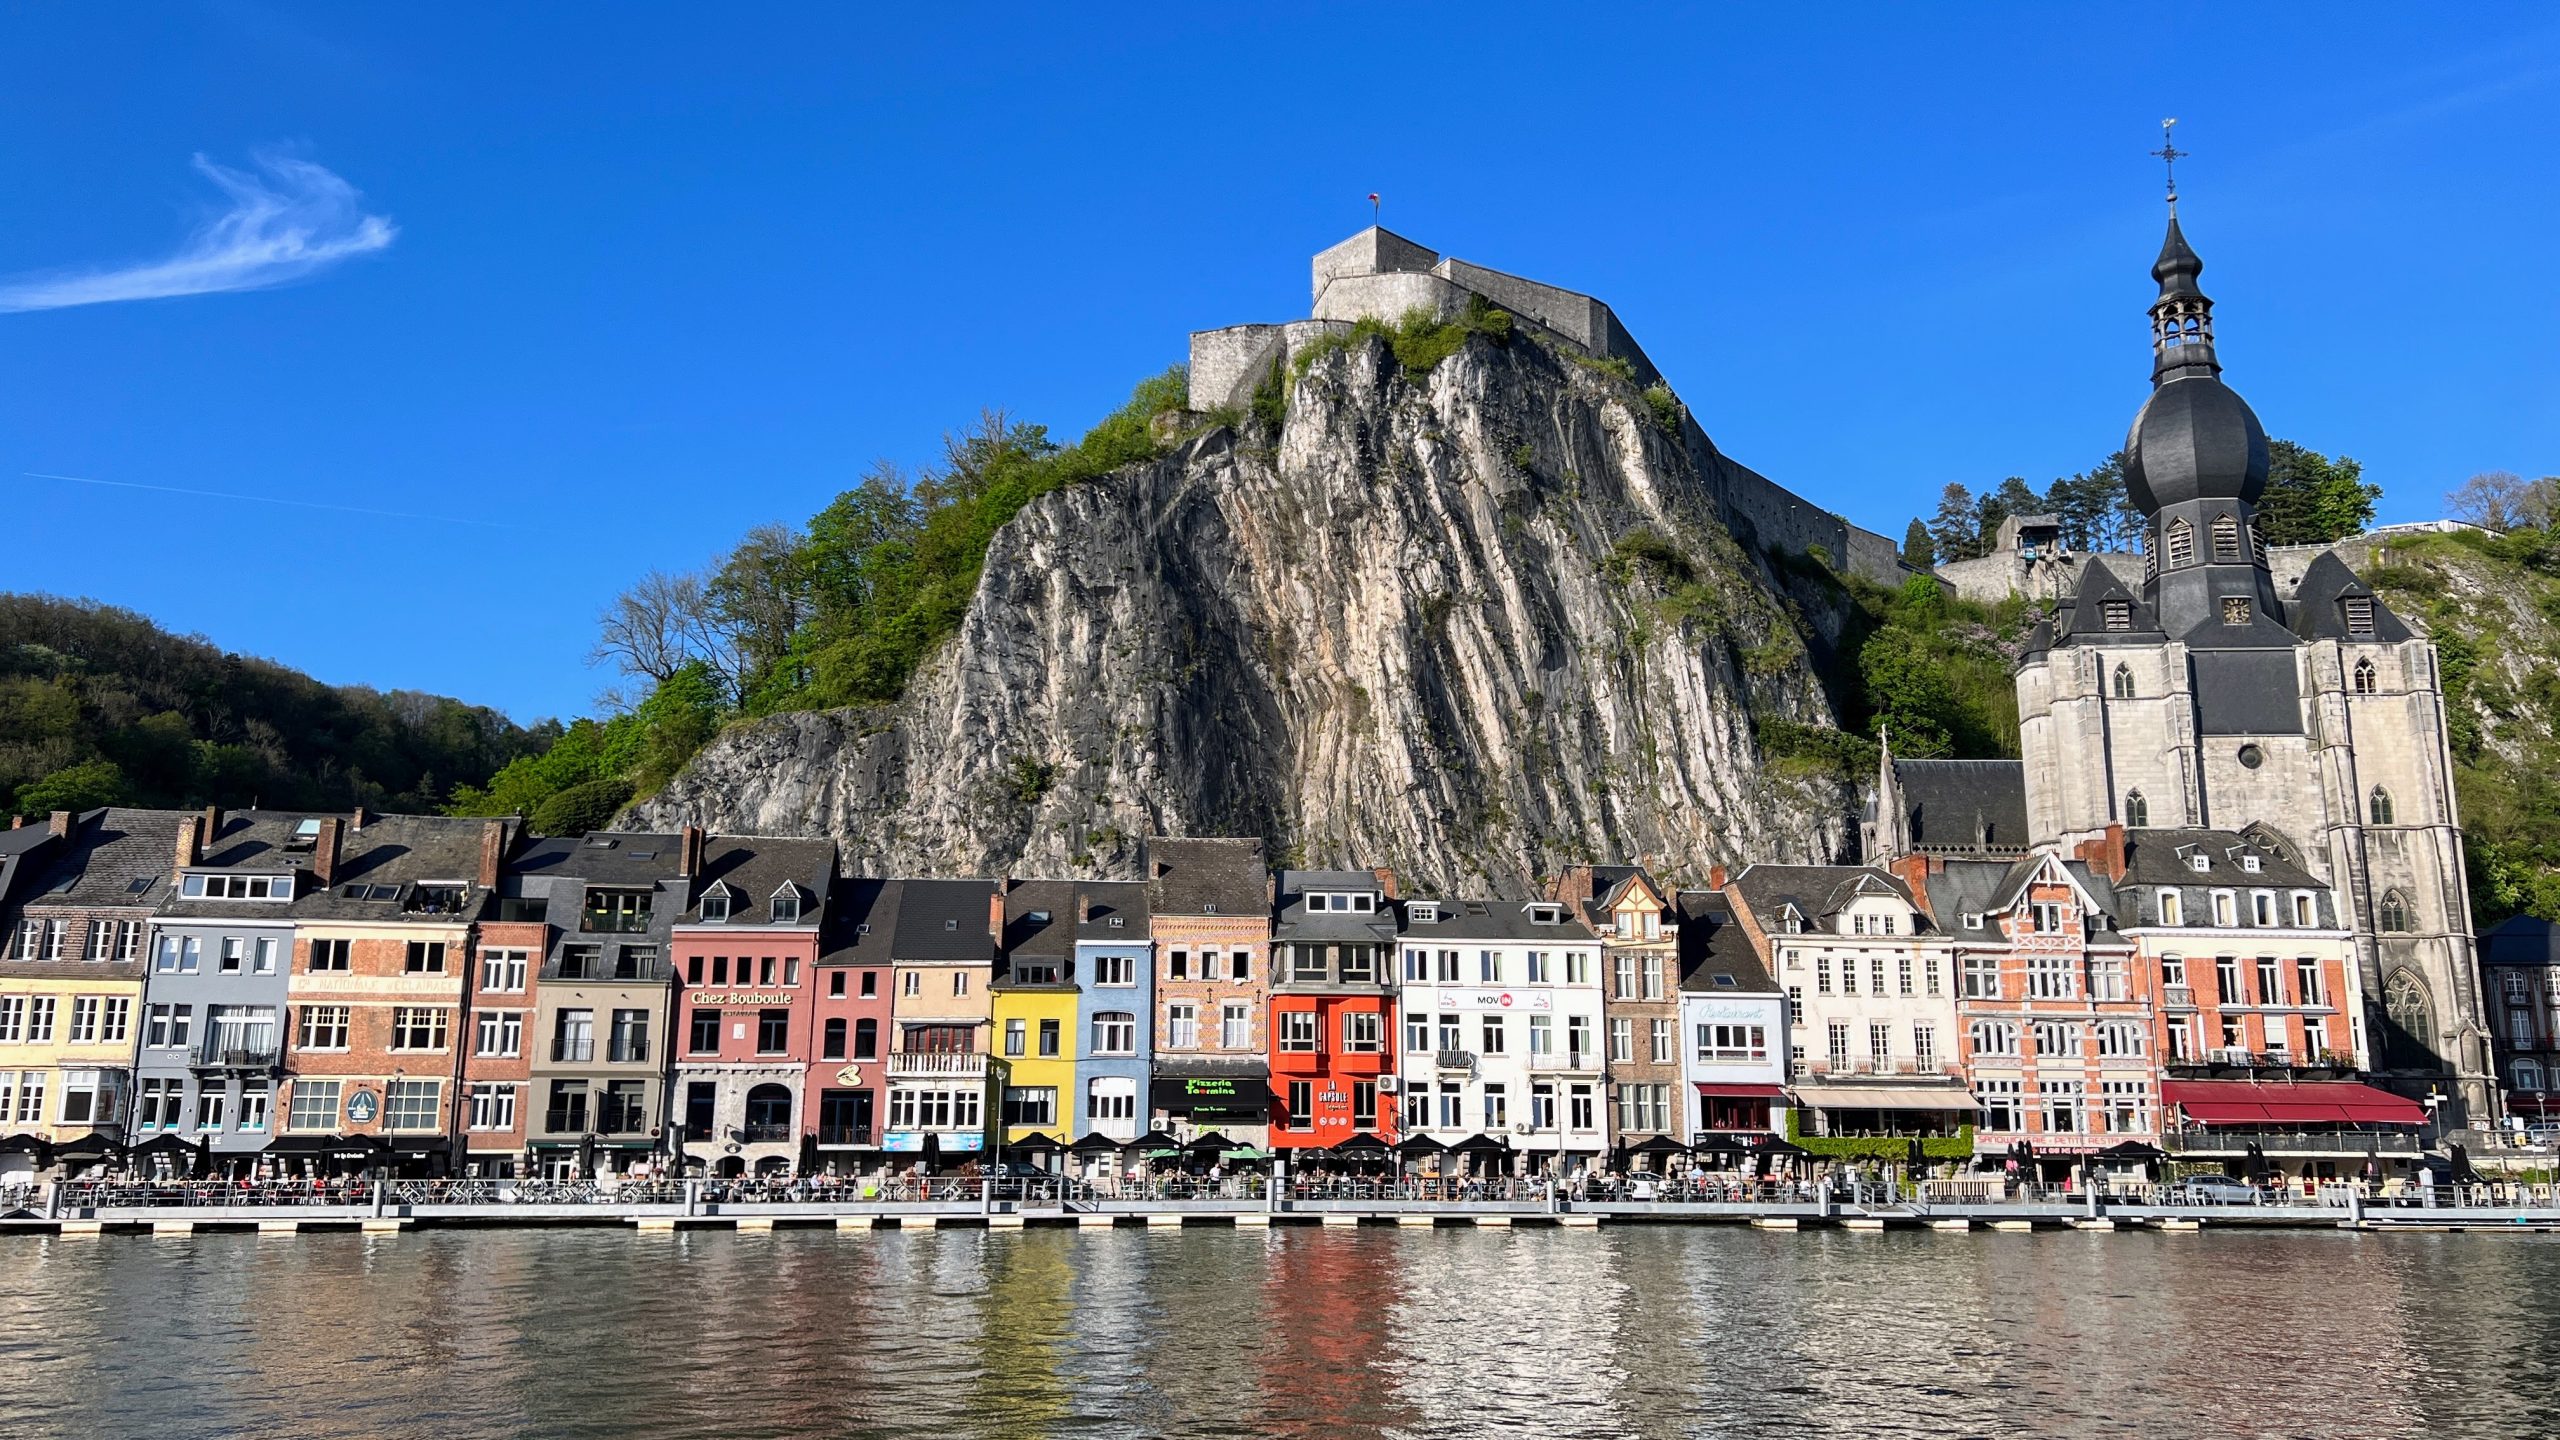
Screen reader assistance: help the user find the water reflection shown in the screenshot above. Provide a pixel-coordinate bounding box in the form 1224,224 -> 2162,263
0,1227 -> 2556,1439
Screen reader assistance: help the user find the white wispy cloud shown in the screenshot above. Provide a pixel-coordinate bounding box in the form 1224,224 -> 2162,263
0,151 -> 395,313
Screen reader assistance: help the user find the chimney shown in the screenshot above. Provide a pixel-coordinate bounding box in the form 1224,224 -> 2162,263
479,819 -> 506,890
313,818 -> 344,887
350,805 -> 370,831
48,810 -> 74,839
8,816 -> 19,829
200,805 -> 222,848
1706,863 -> 1728,890
1371,867 -> 1398,901
679,825 -> 705,879
174,813 -> 202,871
988,879 -> 1010,939
2071,824 -> 2130,884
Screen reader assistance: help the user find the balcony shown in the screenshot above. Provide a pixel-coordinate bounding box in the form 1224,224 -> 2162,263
541,1108 -> 590,1135
741,1123 -> 794,1143
193,1036 -> 280,1070
2163,985 -> 2195,1009
2169,1049 -> 2355,1079
551,1038 -> 596,1063
581,912 -> 652,935
817,1124 -> 874,1147
1528,1053 -> 1601,1074
888,1052 -> 990,1079
607,1040 -> 649,1065
1434,1049 -> 1477,1073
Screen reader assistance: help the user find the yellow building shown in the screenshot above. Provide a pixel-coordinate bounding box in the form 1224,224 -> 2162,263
993,881 -> 1080,1153
0,808 -> 188,1169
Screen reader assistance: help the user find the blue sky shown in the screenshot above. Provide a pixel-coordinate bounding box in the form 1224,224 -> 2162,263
5,6 -> 2556,724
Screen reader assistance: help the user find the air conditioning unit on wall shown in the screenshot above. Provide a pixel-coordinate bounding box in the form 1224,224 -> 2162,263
1376,1075 -> 1401,1093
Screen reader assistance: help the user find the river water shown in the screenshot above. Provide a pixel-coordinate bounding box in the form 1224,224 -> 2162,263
3,1225 -> 2556,1438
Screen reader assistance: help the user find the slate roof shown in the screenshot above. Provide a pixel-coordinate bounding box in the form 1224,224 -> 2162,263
1892,759 -> 2030,857
1676,890 -> 1777,993
2290,552 -> 2414,643
1923,855 -> 2128,942
1145,837 -> 1269,919
1075,881 -> 1150,942
14,808 -> 189,911
290,813 -> 510,923
510,831 -> 687,885
2051,561 -> 2169,645
1000,879 -> 1080,960
1728,864 -> 1925,931
155,810 -> 340,922
1397,895 -> 1595,942
892,878 -> 997,962
1274,869 -> 1397,942
2113,829 -> 2332,929
819,877 -> 902,967
1571,863 -> 1665,927
2481,915 -> 2560,968
682,835 -> 836,925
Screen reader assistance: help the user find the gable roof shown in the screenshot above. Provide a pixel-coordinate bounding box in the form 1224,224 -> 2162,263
2052,560 -> 2169,645
10,808 -> 189,912
1397,896 -> 1594,942
819,877 -> 902,967
680,835 -> 835,924
1000,879 -> 1080,960
892,878 -> 997,962
1676,889 -> 1776,993
1075,881 -> 1150,941
2290,551 -> 2414,643
1145,837 -> 1269,918
1890,759 -> 2030,857
1729,865 -> 1924,931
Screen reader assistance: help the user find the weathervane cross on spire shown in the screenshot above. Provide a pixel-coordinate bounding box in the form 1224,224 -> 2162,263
2151,118 -> 2186,211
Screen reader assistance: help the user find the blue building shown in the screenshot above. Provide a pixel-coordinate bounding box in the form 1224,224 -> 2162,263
1071,881 -> 1152,1142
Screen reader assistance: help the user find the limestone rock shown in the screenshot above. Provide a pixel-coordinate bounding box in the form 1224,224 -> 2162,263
631,332 -> 1855,893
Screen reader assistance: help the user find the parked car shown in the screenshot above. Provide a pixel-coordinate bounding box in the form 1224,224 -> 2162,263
2174,1174 -> 2264,1205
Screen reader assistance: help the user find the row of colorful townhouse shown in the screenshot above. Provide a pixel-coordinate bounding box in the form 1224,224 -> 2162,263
0,808 -> 2443,1184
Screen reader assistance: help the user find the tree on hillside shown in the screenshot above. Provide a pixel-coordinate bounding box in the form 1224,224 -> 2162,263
2044,452 -> 2134,551
592,569 -> 722,691
1927,483 -> 1979,562
2257,440 -> 2380,545
2447,470 -> 2560,532
1975,476 -> 2041,550
1901,518 -> 1935,569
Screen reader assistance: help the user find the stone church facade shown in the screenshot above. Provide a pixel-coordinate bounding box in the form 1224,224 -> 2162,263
2012,213 -> 2494,1122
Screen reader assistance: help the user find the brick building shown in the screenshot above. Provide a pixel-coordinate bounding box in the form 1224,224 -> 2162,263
1144,838 -> 1271,1147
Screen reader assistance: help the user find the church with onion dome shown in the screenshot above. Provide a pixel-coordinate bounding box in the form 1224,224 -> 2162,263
2004,204 -> 2497,1123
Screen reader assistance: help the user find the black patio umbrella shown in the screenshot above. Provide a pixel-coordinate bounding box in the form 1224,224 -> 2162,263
2450,1142 -> 2481,1185
1447,1132 -> 1508,1157
1128,1129 -> 1184,1154
1392,1133 -> 1447,1156
798,1132 -> 822,1174
0,1134 -> 54,1168
1068,1131 -> 1125,1155
1906,1136 -> 1928,1172
1181,1131 -> 1233,1158
126,1133 -> 199,1176
53,1132 -> 120,1164
1621,1134 -> 1688,1158
2095,1140 -> 2167,1160
2244,1142 -> 2268,1184
1331,1133 -> 1392,1155
1008,1131 -> 1068,1156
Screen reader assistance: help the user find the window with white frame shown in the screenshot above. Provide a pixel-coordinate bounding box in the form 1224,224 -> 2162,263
469,1083 -> 519,1132
1978,1079 -> 2023,1131
1969,1019 -> 2019,1057
385,1080 -> 442,1132
1278,1010 -> 1317,1052
1961,954 -> 2000,999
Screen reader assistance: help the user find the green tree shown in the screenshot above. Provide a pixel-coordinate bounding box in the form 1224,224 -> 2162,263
13,758 -> 125,815
2257,440 -> 2380,545
529,777 -> 635,836
1901,518 -> 1935,569
1927,483 -> 1979,562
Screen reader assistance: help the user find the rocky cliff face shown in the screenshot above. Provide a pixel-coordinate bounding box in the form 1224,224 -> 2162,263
632,332 -> 1856,893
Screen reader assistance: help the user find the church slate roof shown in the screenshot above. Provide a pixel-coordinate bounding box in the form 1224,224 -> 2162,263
2290,552 -> 2414,643
1893,759 -> 2030,856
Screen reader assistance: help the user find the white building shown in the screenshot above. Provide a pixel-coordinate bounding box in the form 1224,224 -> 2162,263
1725,865 -> 1972,1140
1395,897 -> 1607,1174
1673,890 -> 1788,1144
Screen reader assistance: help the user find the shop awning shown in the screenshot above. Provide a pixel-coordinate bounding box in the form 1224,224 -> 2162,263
2162,1079 -> 2426,1127
1692,1083 -> 1788,1099
1789,1083 -> 1976,1112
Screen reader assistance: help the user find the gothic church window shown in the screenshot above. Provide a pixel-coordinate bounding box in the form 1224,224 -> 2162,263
2123,790 -> 2148,828
2164,519 -> 2194,569
2352,659 -> 2377,694
2212,514 -> 2241,562
2112,664 -> 2135,698
2368,787 -> 2396,826
2382,969 -> 2436,1070
2378,889 -> 2412,932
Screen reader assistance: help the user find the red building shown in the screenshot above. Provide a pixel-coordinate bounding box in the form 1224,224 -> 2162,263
668,835 -> 836,1178
1268,869 -> 1398,1156
805,877 -> 898,1173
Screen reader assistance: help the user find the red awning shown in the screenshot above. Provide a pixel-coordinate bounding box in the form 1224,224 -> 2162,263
1694,1083 -> 1787,1098
2162,1079 -> 2425,1127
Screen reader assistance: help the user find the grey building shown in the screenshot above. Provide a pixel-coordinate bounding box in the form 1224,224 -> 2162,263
141,810 -> 330,1165
507,830 -> 688,1178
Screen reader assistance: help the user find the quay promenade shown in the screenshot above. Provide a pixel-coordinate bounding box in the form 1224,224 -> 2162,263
8,1176 -> 2559,1237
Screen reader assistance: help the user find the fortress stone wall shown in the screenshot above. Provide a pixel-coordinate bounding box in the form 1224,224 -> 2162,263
1190,227 -> 1909,588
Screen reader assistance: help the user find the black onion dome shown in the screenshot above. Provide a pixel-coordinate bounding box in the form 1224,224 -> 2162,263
2123,374 -> 2269,514
2152,215 -> 2205,298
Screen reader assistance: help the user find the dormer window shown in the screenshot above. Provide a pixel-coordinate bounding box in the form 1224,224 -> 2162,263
698,887 -> 731,923
2344,596 -> 2375,636
2240,855 -> 2261,874
770,886 -> 803,924
1527,903 -> 1563,925
1306,892 -> 1376,914
2188,854 -> 2210,873
180,873 -> 290,901
1408,902 -> 1440,924
408,883 -> 470,916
